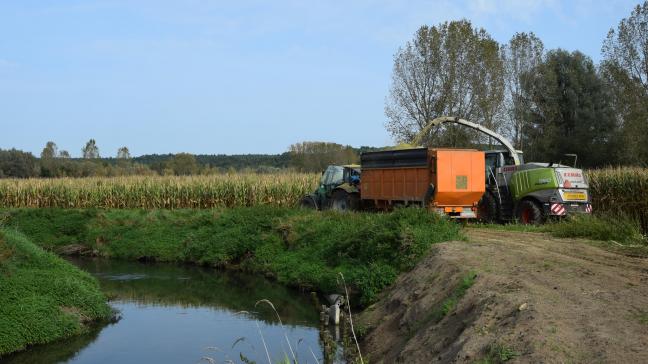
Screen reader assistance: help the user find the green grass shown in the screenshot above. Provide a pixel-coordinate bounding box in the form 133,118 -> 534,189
634,311 -> 648,325
548,214 -> 644,245
440,271 -> 477,316
4,207 -> 462,306
0,229 -> 112,357
474,214 -> 647,255
475,343 -> 519,363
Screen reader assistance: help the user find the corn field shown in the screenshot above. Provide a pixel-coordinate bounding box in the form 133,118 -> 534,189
0,173 -> 320,209
586,167 -> 648,233
0,168 -> 647,231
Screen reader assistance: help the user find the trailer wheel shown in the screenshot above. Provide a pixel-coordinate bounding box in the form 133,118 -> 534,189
478,191 -> 498,223
516,200 -> 544,225
331,190 -> 359,211
300,195 -> 318,210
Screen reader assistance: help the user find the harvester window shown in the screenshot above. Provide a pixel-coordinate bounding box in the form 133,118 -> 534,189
486,155 -> 498,171
485,154 -> 498,182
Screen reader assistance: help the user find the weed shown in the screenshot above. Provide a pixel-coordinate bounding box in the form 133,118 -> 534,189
475,343 -> 519,363
635,311 -> 648,325
339,272 -> 364,364
442,271 -> 477,316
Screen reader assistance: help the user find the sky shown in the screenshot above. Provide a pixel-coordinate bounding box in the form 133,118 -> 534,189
0,0 -> 641,157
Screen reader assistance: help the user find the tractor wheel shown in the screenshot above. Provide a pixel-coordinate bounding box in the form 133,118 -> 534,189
331,190 -> 359,212
477,191 -> 498,223
300,196 -> 318,210
516,200 -> 545,225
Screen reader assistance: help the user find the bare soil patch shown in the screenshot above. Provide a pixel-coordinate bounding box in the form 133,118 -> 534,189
358,229 -> 648,363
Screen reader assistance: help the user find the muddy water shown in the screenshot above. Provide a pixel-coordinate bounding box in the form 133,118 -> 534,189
4,259 -> 342,364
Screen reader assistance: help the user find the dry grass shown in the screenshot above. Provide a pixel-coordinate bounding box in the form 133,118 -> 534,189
0,173 -> 319,209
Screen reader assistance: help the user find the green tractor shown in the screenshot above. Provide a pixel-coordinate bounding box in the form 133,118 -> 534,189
300,165 -> 361,211
415,117 -> 592,224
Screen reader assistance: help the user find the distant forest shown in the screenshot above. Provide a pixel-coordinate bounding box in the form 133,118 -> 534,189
0,142 -> 384,178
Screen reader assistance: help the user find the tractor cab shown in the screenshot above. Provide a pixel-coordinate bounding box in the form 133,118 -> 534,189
485,150 -> 524,186
301,165 -> 361,210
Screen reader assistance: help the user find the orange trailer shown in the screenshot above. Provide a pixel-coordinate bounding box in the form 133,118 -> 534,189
360,148 -> 485,218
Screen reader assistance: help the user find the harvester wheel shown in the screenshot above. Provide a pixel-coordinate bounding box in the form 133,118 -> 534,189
300,196 -> 318,210
331,190 -> 359,211
516,200 -> 544,225
477,191 -> 498,223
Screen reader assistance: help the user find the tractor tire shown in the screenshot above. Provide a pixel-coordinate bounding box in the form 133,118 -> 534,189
300,195 -> 318,210
331,190 -> 359,212
477,191 -> 498,223
516,199 -> 545,225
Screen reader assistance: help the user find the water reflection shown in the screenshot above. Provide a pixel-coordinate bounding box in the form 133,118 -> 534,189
3,258 -> 331,364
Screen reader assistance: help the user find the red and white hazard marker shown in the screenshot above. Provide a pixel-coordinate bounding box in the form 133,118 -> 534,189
585,204 -> 592,213
551,203 -> 566,216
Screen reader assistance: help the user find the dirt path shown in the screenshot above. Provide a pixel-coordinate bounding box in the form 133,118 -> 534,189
358,229 -> 648,363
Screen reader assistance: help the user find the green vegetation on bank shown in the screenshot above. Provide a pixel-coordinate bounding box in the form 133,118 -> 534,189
3,207 -> 462,305
0,229 -> 112,357
477,214 -> 648,256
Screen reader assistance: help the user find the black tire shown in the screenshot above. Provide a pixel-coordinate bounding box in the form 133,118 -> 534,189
300,195 -> 318,210
516,199 -> 545,225
477,191 -> 498,223
331,190 -> 359,211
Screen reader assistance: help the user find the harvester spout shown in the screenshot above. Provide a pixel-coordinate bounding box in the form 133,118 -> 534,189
412,116 -> 521,166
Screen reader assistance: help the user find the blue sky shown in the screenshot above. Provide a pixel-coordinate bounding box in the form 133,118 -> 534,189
0,0 -> 640,157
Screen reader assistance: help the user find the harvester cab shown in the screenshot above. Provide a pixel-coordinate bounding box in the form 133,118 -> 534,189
416,117 -> 592,224
300,165 -> 360,211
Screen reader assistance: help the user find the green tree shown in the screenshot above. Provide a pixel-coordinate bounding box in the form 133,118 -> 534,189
169,153 -> 199,175
0,149 -> 39,178
501,32 -> 544,149
117,147 -> 131,159
40,141 -> 58,159
385,20 -> 505,147
521,50 -> 618,167
288,142 -> 358,172
58,150 -> 70,158
40,141 -> 60,177
82,139 -> 100,159
601,1 -> 648,164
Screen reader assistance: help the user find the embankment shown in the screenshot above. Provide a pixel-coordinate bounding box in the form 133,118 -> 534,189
358,229 -> 648,363
2,206 -> 461,305
0,229 -> 112,356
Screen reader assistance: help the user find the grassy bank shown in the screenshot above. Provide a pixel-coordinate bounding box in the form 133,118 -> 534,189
477,214 -> 648,256
0,229 -> 112,357
3,207 -> 461,305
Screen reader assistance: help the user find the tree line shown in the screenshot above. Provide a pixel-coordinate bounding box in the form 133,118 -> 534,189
0,140 -> 370,177
385,2 -> 648,167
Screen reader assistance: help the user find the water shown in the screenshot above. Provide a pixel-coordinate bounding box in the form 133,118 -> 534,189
4,259 -> 340,364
